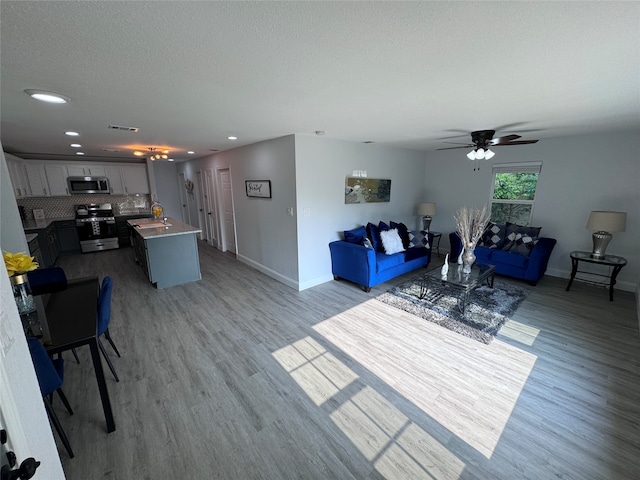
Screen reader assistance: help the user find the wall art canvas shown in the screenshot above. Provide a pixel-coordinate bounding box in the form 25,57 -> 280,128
345,177 -> 391,204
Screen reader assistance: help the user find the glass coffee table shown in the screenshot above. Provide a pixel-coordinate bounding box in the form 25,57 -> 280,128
419,263 -> 496,314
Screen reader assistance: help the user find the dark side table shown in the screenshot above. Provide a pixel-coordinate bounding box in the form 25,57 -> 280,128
565,250 -> 627,301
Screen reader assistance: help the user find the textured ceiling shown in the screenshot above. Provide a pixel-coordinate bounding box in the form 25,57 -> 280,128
1,1 -> 639,162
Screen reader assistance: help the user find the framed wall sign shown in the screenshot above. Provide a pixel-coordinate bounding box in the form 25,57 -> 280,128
245,180 -> 272,198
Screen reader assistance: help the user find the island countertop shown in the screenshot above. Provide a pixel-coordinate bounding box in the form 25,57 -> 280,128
127,217 -> 202,240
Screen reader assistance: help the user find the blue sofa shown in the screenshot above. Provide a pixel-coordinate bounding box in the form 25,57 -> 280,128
329,222 -> 433,292
449,224 -> 556,285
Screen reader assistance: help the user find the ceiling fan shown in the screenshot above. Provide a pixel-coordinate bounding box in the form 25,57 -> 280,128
437,129 -> 539,170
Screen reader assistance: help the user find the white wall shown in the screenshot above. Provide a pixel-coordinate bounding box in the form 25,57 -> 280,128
179,135 -> 428,290
180,136 -> 299,286
152,162 -> 182,220
0,149 -> 66,478
295,135 -> 428,289
424,130 -> 640,292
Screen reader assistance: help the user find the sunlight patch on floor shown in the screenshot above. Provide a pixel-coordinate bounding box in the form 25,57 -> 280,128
500,319 -> 541,346
272,337 -> 358,405
273,336 -> 466,479
314,298 -> 538,458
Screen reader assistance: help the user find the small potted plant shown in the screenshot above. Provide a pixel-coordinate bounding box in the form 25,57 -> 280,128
3,250 -> 39,314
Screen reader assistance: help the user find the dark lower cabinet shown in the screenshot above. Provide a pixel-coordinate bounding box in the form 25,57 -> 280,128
55,220 -> 81,255
28,235 -> 43,269
116,215 -> 152,248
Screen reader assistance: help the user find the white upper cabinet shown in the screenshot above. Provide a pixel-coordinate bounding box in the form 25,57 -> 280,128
104,166 -> 125,194
24,163 -> 70,196
25,164 -> 49,196
121,164 -> 150,194
5,153 -> 30,198
45,164 -> 70,195
66,164 -> 106,177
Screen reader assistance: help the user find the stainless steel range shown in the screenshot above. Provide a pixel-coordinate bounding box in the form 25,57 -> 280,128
75,203 -> 119,253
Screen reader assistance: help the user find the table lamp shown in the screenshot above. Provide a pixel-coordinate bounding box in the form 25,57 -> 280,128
417,202 -> 437,231
585,210 -> 626,259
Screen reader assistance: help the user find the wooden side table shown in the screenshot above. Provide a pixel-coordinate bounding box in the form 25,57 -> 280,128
565,250 -> 627,301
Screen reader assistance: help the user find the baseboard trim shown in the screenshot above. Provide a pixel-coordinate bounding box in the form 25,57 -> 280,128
236,254 -> 299,291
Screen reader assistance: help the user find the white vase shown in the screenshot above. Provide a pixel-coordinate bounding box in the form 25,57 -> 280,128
440,253 -> 450,276
457,250 -> 463,265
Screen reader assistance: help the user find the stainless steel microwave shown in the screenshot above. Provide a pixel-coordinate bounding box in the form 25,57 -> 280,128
67,176 -> 110,194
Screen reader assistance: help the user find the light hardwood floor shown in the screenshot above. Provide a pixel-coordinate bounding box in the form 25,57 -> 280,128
51,243 -> 639,479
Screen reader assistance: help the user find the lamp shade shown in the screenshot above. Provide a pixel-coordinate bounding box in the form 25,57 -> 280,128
417,202 -> 437,216
586,211 -> 627,232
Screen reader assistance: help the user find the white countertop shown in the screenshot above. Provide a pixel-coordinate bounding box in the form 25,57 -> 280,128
127,217 -> 202,239
23,216 -> 75,231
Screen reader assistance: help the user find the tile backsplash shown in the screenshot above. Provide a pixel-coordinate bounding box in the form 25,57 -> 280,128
17,194 -> 151,219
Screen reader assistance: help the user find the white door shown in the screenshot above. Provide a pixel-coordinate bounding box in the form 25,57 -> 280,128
178,172 -> 190,224
196,170 -> 206,241
218,169 -> 236,253
204,168 -> 217,247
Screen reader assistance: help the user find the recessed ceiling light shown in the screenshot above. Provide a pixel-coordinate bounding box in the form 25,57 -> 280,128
133,151 -> 144,156
70,143 -> 81,148
24,89 -> 70,104
168,158 -> 174,162
187,151 -> 194,154
65,131 -> 79,136
228,136 -> 237,140
76,152 -> 84,155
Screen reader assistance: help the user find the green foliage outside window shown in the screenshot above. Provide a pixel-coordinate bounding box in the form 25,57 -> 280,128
493,173 -> 538,200
491,172 -> 539,226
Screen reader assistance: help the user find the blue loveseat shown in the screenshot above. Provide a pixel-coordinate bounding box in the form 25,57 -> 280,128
449,222 -> 556,285
329,222 -> 433,292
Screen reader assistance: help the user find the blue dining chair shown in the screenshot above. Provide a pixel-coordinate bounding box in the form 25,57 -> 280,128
27,266 -> 67,296
27,337 -> 74,458
97,276 -> 120,382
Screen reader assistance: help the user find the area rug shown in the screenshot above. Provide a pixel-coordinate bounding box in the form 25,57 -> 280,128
376,276 -> 531,344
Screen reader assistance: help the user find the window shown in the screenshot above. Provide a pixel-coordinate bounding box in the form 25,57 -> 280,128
490,163 -> 541,226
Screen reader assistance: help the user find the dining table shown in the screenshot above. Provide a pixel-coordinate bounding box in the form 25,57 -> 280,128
42,276 -> 116,433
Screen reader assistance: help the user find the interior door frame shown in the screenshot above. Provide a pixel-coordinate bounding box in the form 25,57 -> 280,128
205,168 -> 218,248
195,170 -> 207,241
215,166 -> 236,253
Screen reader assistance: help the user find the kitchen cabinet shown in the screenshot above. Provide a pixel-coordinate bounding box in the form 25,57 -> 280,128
128,217 -> 202,288
45,164 -> 70,195
55,220 -> 81,255
25,164 -> 49,196
67,164 -> 106,177
6,154 -> 30,198
27,235 -> 43,268
44,222 -> 59,266
105,166 -> 125,194
121,165 -> 150,194
23,163 -> 69,196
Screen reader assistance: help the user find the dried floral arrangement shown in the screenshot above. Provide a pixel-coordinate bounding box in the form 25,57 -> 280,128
454,205 -> 490,249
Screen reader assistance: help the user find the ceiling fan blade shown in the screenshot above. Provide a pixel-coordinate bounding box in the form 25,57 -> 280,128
491,134 -> 521,145
442,141 -> 474,146
436,145 -> 475,151
492,122 -> 530,132
494,139 -> 539,146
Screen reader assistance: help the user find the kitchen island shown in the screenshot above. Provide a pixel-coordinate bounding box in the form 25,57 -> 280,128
127,217 -> 202,288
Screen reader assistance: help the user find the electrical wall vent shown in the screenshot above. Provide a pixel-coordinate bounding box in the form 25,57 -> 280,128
108,124 -> 139,132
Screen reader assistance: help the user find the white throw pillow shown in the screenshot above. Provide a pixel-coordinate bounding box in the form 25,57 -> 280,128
380,228 -> 405,255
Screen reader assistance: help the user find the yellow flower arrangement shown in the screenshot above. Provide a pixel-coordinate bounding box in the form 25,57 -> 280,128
3,250 -> 39,277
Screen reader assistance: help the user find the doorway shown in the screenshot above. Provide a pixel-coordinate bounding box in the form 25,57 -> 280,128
204,168 -> 218,247
216,168 -> 236,253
